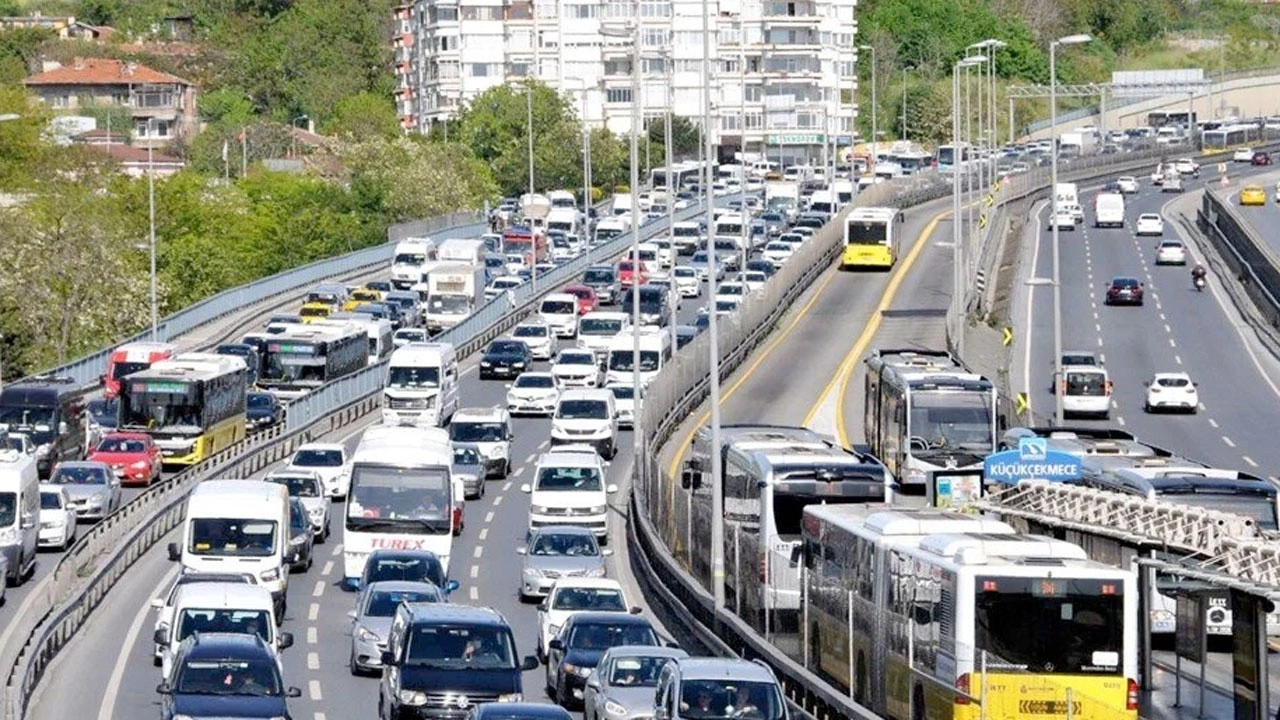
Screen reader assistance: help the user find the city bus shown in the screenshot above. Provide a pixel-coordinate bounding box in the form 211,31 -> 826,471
118,353 -> 249,467
935,143 -> 972,171
682,425 -> 890,631
841,206 -> 903,269
864,349 -> 998,490
257,322 -> 368,400
802,504 -> 1139,720
651,161 -> 706,191
1201,123 -> 1259,150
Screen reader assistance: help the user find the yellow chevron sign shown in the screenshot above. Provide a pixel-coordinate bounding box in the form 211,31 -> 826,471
1015,392 -> 1029,415
979,213 -> 988,230
1002,326 -> 1013,347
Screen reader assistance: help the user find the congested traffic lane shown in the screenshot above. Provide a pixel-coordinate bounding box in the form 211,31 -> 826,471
1015,164 -> 1280,474
31,268 -> 711,720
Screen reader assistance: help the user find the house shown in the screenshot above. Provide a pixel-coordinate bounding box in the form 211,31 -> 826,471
23,58 -> 198,148
0,14 -> 114,41
84,142 -> 186,178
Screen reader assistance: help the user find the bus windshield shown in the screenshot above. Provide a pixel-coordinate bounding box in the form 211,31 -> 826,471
121,385 -> 203,431
846,221 -> 887,245
346,465 -> 451,533
1159,492 -> 1278,531
909,390 -> 994,452
975,576 -> 1125,675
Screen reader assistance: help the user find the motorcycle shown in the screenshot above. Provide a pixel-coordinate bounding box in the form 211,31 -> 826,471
1193,275 -> 1206,292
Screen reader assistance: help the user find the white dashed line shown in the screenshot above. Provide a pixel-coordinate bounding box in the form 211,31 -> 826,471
1168,338 -> 1176,348
1163,324 -> 1171,333
469,586 -> 480,601
1159,313 -> 1166,322
308,603 -> 319,621
1116,416 -> 1126,426
1097,337 -> 1104,347
502,481 -> 513,492
470,565 -> 480,578
1174,355 -> 1182,365
478,527 -> 489,541
315,713 -> 327,720
309,680 -> 323,701
524,453 -> 536,463
1111,400 -> 1119,409
473,546 -> 484,559
1095,323 -> 1102,333
307,627 -> 318,644
1223,436 -> 1236,448
1099,353 -> 1106,364
307,652 -> 320,670
1093,312 -> 1099,320
1208,418 -> 1219,428
321,560 -> 334,577
1243,456 -> 1258,467
331,544 -> 343,557
494,495 -> 503,506
485,511 -> 495,523
312,581 -> 325,598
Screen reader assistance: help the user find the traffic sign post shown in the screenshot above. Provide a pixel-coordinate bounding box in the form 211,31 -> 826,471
982,437 -> 1083,484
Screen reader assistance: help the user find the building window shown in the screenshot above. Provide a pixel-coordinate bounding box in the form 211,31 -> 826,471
643,57 -> 667,74
564,3 -> 596,18
508,62 -> 531,77
538,30 -> 558,48
461,6 -> 502,20
641,28 -> 668,48
603,0 -> 633,17
434,6 -> 457,21
468,63 -> 502,77
507,29 -> 532,49
718,28 -> 741,45
135,119 -> 173,138
673,30 -> 700,48
676,59 -> 701,73
506,2 -> 531,20
639,0 -> 670,17
606,88 -> 633,103
603,59 -> 632,76
439,62 -> 460,79
49,93 -> 69,108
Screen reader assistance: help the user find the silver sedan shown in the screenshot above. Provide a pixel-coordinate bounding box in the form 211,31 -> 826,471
518,525 -> 611,601
348,580 -> 443,676
584,645 -> 689,720
452,443 -> 486,500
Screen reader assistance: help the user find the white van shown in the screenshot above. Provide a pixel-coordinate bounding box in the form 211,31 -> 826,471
1060,364 -> 1112,419
435,238 -> 486,267
1094,192 -> 1125,228
383,342 -> 459,427
169,480 -> 292,619
539,293 -> 580,338
521,450 -> 616,540
156,583 -> 291,680
390,238 -> 438,291
577,311 -> 631,362
806,190 -> 837,216
0,445 -> 36,587
634,243 -> 666,279
550,389 -> 618,459
605,327 -> 671,388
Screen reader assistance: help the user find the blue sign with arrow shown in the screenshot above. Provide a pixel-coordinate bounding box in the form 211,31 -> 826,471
982,437 -> 1083,485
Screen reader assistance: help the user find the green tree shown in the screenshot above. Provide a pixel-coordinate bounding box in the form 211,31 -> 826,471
897,80 -> 953,145
198,87 -> 258,127
647,114 -> 701,159
323,91 -> 400,140
0,83 -> 52,189
338,136 -> 496,222
0,27 -> 53,80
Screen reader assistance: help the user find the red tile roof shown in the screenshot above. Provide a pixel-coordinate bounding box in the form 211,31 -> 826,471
23,58 -> 191,87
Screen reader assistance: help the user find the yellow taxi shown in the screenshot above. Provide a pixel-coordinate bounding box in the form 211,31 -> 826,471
1239,185 -> 1267,206
341,288 -> 383,311
298,302 -> 332,323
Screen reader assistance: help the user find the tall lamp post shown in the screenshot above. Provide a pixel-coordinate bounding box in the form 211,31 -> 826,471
951,56 -> 986,357
146,119 -> 159,341
1050,33 -> 1092,425
857,44 -> 876,171
0,114 -> 15,386
290,115 -> 309,159
510,82 -> 539,292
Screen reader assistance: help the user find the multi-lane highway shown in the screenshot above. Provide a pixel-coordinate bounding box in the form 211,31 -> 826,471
29,267 -> 711,720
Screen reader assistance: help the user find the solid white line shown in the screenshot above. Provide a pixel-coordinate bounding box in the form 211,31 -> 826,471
1243,456 -> 1258,467
1223,436 -> 1236,448
1208,418 -> 1219,428
309,679 -> 323,701
98,564 -> 181,720
307,652 -> 320,670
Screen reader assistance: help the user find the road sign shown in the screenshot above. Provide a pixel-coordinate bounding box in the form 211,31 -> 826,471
982,437 -> 1082,484
1015,392 -> 1028,415
1002,327 -> 1014,347
985,194 -> 995,208
1217,162 -> 1227,174
978,213 -> 988,229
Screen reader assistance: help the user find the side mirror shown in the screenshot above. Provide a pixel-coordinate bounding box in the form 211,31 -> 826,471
538,601 -> 548,612
521,655 -> 540,671
520,484 -> 532,493
587,674 -> 601,689
516,546 -> 527,555
150,597 -> 164,610
601,548 -> 614,557
167,542 -> 181,562
286,687 -> 303,698
444,579 -> 460,594
347,610 -> 357,622
153,628 -> 167,646
155,682 -> 171,695
380,651 -> 396,666
606,484 -> 618,494
278,632 -> 294,649
98,374 -> 106,386
630,606 -> 643,615
548,639 -> 564,651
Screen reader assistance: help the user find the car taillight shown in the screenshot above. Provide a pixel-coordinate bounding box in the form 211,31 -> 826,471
1126,678 -> 1139,710
1105,380 -> 1113,396
955,673 -> 972,705
1150,386 -> 1161,393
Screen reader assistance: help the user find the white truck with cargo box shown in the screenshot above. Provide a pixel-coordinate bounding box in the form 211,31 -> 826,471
422,263 -> 486,333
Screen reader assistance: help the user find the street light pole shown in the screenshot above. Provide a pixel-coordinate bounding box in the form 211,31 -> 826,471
628,16 -> 644,472
147,123 -> 158,342
525,84 -> 537,294
1050,34 -> 1092,426
663,53 -> 677,334
951,57 -> 985,357
739,19 -> 748,273
702,0 -> 725,612
858,44 -> 876,171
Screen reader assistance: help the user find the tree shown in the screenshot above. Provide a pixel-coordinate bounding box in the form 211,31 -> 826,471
0,27 -> 53,81
0,84 -> 52,189
647,114 -> 701,159
323,91 -> 401,140
198,87 -> 258,127
896,80 -> 953,145
337,136 -> 496,222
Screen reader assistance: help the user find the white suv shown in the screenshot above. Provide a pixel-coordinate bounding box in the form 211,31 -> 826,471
550,389 -> 618,458
448,407 -> 513,478
539,293 -> 581,338
521,449 -> 616,539
286,443 -> 350,499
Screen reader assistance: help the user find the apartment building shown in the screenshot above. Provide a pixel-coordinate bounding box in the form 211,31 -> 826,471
393,0 -> 858,164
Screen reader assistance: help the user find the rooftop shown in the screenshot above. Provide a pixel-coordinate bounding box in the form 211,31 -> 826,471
24,58 -> 192,87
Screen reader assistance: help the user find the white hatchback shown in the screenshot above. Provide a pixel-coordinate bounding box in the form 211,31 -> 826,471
1154,240 -> 1187,266
551,348 -> 603,388
1116,176 -> 1139,194
506,372 -> 561,417
714,281 -> 747,306
1135,214 -> 1164,236
762,241 -> 794,267
511,320 -> 557,360
672,266 -> 700,298
1233,147 -> 1254,163
1144,372 -> 1199,413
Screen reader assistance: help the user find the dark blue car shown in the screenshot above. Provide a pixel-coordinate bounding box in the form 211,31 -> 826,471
158,633 -> 300,720
545,611 -> 666,709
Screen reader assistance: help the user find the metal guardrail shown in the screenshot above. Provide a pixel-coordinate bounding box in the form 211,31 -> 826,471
1199,187 -> 1280,332
12,209 -> 485,388
0,197 -> 703,720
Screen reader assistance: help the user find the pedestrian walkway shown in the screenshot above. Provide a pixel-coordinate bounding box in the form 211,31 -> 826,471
1144,657 -> 1276,720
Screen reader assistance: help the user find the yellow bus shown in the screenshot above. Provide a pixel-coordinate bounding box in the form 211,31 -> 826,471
118,352 -> 249,467
842,206 -> 903,269
802,505 -> 1139,720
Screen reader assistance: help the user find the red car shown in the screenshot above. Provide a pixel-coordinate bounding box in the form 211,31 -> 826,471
88,432 -> 163,486
617,259 -> 650,289
1252,151 -> 1272,166
560,284 -> 599,315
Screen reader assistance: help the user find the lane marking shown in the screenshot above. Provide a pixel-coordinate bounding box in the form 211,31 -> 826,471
802,212 -> 949,446
321,560 -> 333,577
1168,338 -> 1176,348
502,481 -> 513,492
473,546 -> 483,558
1163,324 -> 1171,333
493,495 -> 503,506
308,603 -> 319,621
1208,418 -> 1219,428
1223,436 -> 1236,448
1243,456 -> 1258,467
469,586 -> 479,601
1022,202 -> 1049,417
485,511 -> 495,523
98,563 -> 181,720
1175,355 -> 1182,365
309,679 -> 323,701
307,652 -> 320,670
307,627 -> 318,644
312,581 -> 324,598
470,565 -> 480,578
1117,416 -> 1126,426
478,527 -> 489,541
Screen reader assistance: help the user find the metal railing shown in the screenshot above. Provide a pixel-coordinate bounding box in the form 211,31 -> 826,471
1198,187 -> 1280,332
0,197 -> 700,720
12,209 -> 485,388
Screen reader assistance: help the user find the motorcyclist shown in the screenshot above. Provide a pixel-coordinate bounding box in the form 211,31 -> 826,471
1191,264 -> 1207,280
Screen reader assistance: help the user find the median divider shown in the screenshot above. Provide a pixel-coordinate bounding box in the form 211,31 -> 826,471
0,198 -> 695,720
1199,184 -> 1280,333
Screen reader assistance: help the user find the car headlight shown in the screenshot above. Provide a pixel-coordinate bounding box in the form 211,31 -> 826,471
130,460 -> 149,470
398,689 -> 428,706
0,527 -> 18,545
481,361 -> 492,367
563,662 -> 592,677
308,506 -> 325,518
548,624 -> 561,639
497,693 -> 523,702
605,700 -> 629,715
588,505 -> 607,515
531,505 -> 552,515
86,493 -> 106,508
357,626 -> 381,643
585,566 -> 606,578
513,361 -> 526,368
260,567 -> 280,583
290,534 -> 306,547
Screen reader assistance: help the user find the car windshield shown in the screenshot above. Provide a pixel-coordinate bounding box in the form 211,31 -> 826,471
607,655 -> 672,687
40,491 -> 63,510
674,268 -> 695,277
453,445 -> 482,466
556,400 -> 608,419
568,621 -> 654,648
691,252 -> 709,263
388,366 -> 440,388
404,626 -> 515,669
50,466 -> 108,485
557,353 -> 594,366
678,680 -> 786,720
536,465 -> 603,492
542,301 -> 576,315
450,422 -> 506,443
293,449 -> 343,467
1160,242 -> 1182,249
1154,376 -> 1191,388
489,341 -> 526,355
176,609 -> 271,645
531,532 -> 599,556
554,588 -> 626,612
365,588 -> 439,616
609,386 -> 634,400
267,474 -> 320,497
189,518 -> 278,557
366,557 -> 444,586
96,438 -> 146,454
1112,278 -> 1140,289
247,394 -> 275,409
514,375 -> 556,389
1066,371 -> 1107,396
173,659 -> 283,697
580,318 -> 623,335
514,325 -> 548,338
583,269 -> 615,284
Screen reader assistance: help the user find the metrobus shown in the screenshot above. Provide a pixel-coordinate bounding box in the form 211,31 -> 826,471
118,352 -> 249,467
841,206 -> 903,269
257,322 -> 368,400
802,505 -> 1139,720
103,341 -> 177,399
342,425 -> 458,588
864,349 -> 998,490
935,143 -> 972,171
651,161 -> 711,191
883,150 -> 934,176
1201,123 -> 1260,150
682,425 -> 890,630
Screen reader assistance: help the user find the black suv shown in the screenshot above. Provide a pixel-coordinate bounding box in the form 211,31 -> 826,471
157,632 -> 300,720
545,611 -> 666,709
379,604 -> 538,720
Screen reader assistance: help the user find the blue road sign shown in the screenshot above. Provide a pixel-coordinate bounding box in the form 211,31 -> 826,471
983,440 -> 1082,485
